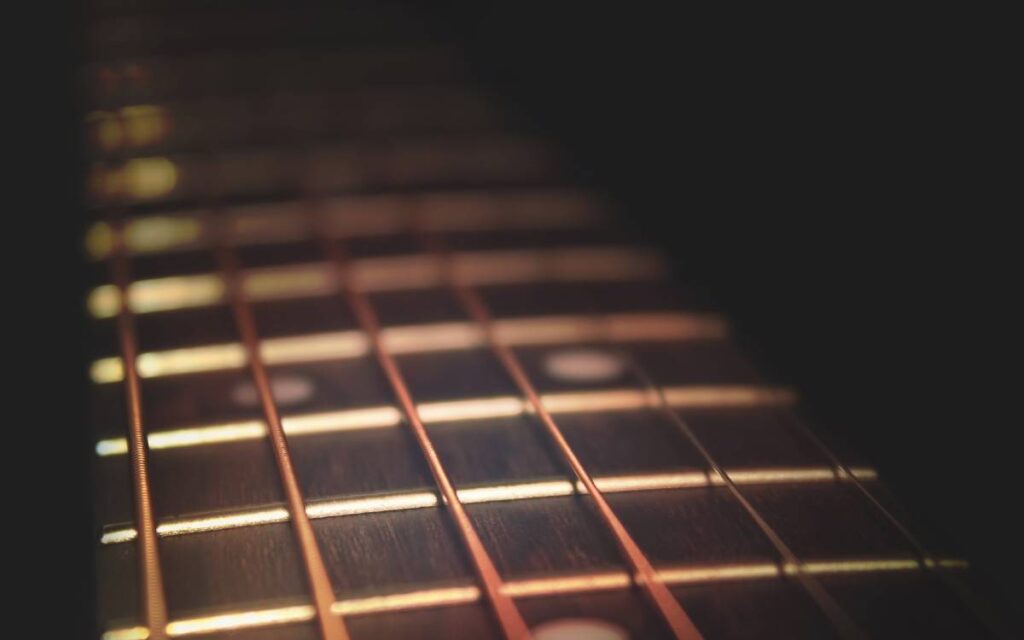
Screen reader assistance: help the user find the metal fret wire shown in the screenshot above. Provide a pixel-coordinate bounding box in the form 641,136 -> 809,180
316,228 -> 532,640
215,220 -> 350,639
421,228 -> 704,640
110,224 -> 170,640
624,356 -> 866,639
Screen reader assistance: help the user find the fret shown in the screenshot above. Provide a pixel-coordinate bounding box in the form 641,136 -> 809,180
97,467 -> 883,545
88,137 -> 562,205
86,48 -> 467,107
87,246 -> 663,319
89,312 -> 722,383
86,189 -> 608,260
631,368 -> 864,636
87,88 -> 506,157
439,265 -> 705,638
99,553 -> 975,640
93,383 -> 794,453
217,243 -> 350,640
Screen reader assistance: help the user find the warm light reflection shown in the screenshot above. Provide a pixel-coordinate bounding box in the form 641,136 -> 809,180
138,344 -> 246,378
89,314 -> 721,382
503,572 -> 630,597
305,492 -> 438,519
104,556 -> 969,638
588,472 -> 708,493
96,408 -> 401,457
788,557 -> 921,575
244,264 -> 338,300
165,604 -> 314,636
659,563 -> 781,584
661,386 -> 798,407
91,157 -> 179,202
86,190 -> 602,260
86,222 -> 116,259
100,466 -> 878,543
95,386 -> 798,452
458,480 -> 574,504
260,331 -> 369,365
86,246 -> 667,316
382,323 -> 484,353
159,507 -> 290,538
101,626 -> 150,640
87,275 -> 225,318
126,216 -> 202,254
282,407 -> 403,436
332,586 -> 480,616
417,396 -> 526,423
88,105 -> 170,153
538,389 -> 651,413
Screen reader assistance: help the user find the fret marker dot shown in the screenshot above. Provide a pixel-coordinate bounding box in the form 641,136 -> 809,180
544,349 -> 625,383
532,618 -> 629,640
231,374 -> 315,408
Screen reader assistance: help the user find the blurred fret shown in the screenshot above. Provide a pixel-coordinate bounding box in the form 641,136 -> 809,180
83,0 -> 1002,637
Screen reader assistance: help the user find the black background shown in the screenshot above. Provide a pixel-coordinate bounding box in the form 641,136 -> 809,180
15,2 -> 1017,637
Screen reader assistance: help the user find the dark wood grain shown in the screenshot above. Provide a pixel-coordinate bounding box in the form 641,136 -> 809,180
84,1 -> 1000,638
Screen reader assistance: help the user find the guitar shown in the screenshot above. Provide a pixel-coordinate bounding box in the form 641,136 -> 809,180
83,2 -> 1005,639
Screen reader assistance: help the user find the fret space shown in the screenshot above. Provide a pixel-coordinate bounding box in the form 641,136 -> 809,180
250,296 -> 359,338
290,429 -> 433,500
478,280 -> 699,319
82,3 -> 997,636
816,573 -> 995,640
739,483 -> 929,560
427,414 -> 567,486
556,410 -> 708,477
467,496 -> 624,579
160,523 -> 308,619
394,349 -> 519,402
671,580 -> 839,640
368,289 -> 468,327
608,488 -> 780,567
680,407 -> 835,469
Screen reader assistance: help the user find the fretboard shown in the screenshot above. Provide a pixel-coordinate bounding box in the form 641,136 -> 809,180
85,3 -> 997,640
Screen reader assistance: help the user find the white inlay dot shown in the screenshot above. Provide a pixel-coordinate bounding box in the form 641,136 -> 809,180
532,618 -> 630,640
231,373 -> 315,408
544,349 -> 626,383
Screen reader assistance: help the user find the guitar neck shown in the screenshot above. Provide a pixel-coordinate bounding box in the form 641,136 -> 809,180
85,3 -> 999,640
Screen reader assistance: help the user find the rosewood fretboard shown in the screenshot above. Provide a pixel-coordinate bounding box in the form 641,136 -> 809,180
85,2 -> 998,639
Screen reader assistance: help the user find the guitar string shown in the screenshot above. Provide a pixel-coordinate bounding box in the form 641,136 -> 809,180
621,353 -> 866,639
308,193 -> 533,640
770,394 -> 1013,637
109,219 -> 170,640
202,139 -> 350,640
417,220 -> 705,640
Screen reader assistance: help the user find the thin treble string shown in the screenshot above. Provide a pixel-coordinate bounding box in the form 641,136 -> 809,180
109,218 -> 170,640
621,352 -> 866,640
416,220 -> 704,640
103,82 -> 170,640
204,147 -> 349,640
769,391 -> 1013,638
304,189 -> 531,639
